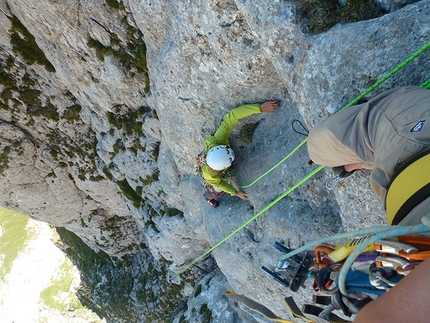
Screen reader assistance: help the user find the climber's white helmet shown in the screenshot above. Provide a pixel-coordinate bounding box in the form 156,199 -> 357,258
206,145 -> 235,171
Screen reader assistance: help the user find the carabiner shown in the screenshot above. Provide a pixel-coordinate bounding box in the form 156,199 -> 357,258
374,240 -> 418,255
314,244 -> 335,267
369,263 -> 398,290
326,174 -> 342,190
375,256 -> 415,275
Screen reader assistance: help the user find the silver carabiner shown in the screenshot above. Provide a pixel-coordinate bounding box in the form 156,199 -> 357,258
369,263 -> 397,290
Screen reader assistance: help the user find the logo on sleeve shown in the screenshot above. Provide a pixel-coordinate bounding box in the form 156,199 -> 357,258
411,120 -> 426,133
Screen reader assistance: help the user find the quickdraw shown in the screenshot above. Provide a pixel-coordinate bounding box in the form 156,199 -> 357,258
262,228 -> 430,321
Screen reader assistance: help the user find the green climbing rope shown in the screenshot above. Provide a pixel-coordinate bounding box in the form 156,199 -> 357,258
338,41 -> 430,112
178,40 -> 430,275
228,139 -> 308,189
422,78 -> 430,89
179,165 -> 324,274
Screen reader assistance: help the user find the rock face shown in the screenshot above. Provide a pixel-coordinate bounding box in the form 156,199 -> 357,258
1,0 -> 430,321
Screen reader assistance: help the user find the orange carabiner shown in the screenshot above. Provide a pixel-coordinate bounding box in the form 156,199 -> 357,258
398,249 -> 430,261
314,245 -> 334,267
398,235 -> 430,247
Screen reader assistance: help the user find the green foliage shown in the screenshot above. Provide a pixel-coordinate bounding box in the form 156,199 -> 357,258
27,99 -> 60,121
87,14 -> 150,93
55,227 -> 111,276
179,314 -> 189,323
147,221 -> 160,233
89,174 -> 105,181
194,284 -> 202,298
50,146 -> 59,158
162,206 -> 184,218
135,186 -> 143,197
59,162 -> 67,168
106,106 -> 156,160
113,139 -> 124,154
133,42 -> 148,74
39,259 -> 83,312
151,143 -> 160,162
0,146 -> 11,174
0,70 -> 14,89
124,23 -> 149,86
143,202 -> 160,232
45,128 -> 99,183
87,38 -> 114,62
140,169 -> 159,186
0,63 -> 60,122
117,179 -> 143,208
107,109 -> 144,136
199,304 -> 212,323
63,104 -> 82,122
138,105 -> 152,116
56,227 -> 185,322
102,215 -> 129,241
238,122 -> 258,144
5,56 -> 14,69
130,139 -> 143,156
106,111 -> 121,128
294,0 -> 384,34
22,72 -> 36,87
105,0 -> 122,9
0,208 -> 30,281
151,108 -> 159,120
9,15 -> 56,72
102,167 -> 114,181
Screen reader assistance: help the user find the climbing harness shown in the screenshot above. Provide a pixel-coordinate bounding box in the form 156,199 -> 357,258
194,150 -> 207,177
179,40 -> 430,275
385,150 -> 430,225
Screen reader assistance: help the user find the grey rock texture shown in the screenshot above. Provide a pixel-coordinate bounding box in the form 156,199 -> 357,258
173,268 -> 247,323
1,0 -> 430,321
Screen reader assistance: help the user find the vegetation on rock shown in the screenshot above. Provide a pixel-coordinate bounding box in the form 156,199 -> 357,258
294,0 -> 385,33
9,14 -> 56,72
56,227 -> 185,323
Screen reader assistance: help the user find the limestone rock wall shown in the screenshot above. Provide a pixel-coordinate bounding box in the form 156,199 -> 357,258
1,0 -> 430,321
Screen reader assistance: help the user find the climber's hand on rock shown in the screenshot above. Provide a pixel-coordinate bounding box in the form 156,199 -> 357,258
235,191 -> 248,200
260,100 -> 280,112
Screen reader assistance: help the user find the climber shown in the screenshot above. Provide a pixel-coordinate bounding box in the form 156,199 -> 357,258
307,86 -> 430,322
199,100 -> 280,207
308,86 -> 430,225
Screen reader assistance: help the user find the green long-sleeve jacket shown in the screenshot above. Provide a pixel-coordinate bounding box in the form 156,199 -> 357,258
202,103 -> 261,195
